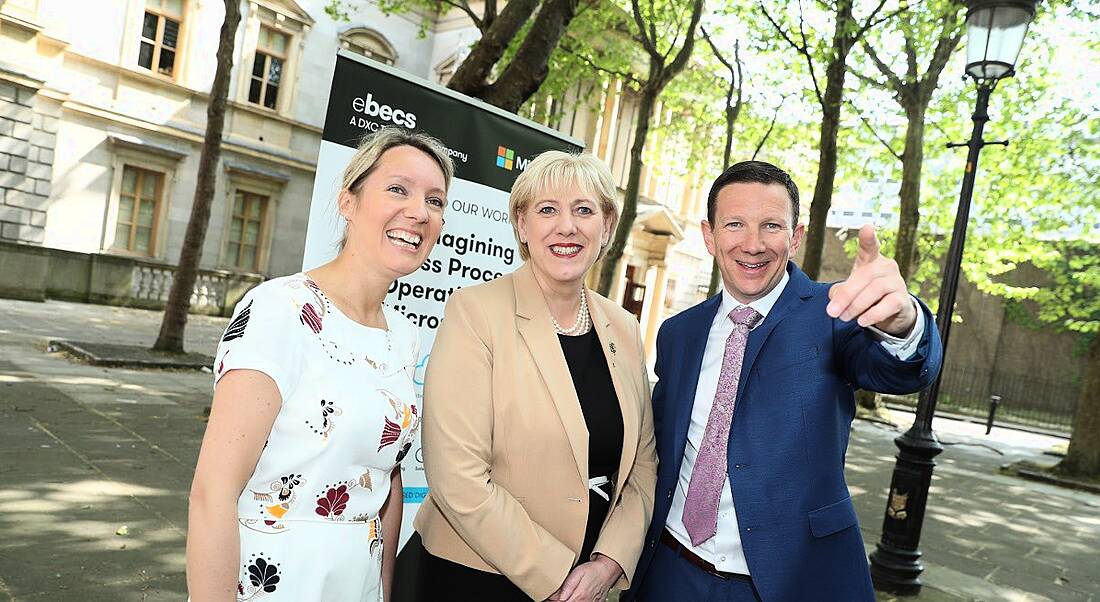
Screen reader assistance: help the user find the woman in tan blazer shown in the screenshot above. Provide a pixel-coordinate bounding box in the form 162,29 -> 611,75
414,151 -> 657,602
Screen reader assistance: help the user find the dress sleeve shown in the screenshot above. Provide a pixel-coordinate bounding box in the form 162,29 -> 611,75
213,285 -> 303,402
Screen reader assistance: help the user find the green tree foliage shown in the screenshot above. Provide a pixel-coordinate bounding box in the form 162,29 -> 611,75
594,0 -> 705,296
759,0 -> 907,280
844,3 -> 1099,472
852,0 -> 965,281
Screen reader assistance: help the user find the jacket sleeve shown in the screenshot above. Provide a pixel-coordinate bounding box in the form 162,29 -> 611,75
833,296 -> 943,394
592,324 -> 658,590
421,290 -> 575,600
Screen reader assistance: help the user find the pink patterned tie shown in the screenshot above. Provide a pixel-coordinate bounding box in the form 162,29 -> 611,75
682,305 -> 763,546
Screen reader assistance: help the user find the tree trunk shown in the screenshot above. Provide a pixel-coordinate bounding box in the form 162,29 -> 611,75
479,0 -> 579,112
800,0 -> 854,281
595,0 -> 702,296
1058,335 -> 1100,478
707,258 -> 722,298
597,84 -> 657,296
152,0 -> 241,353
855,103 -> 926,411
706,103 -> 739,298
446,0 -> 540,99
894,103 -> 927,281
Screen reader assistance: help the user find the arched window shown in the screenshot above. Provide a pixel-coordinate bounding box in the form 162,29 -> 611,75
340,28 -> 396,65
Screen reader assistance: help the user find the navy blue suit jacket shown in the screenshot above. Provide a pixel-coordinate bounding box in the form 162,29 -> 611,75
629,262 -> 943,601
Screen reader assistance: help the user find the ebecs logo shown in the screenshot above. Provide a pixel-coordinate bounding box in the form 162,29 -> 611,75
351,93 -> 417,129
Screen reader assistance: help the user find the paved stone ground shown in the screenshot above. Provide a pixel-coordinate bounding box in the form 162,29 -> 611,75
0,297 -> 1098,601
848,411 -> 1100,602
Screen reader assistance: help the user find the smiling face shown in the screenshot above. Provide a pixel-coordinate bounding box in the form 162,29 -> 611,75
703,181 -> 804,304
517,184 -> 612,290
340,145 -> 447,279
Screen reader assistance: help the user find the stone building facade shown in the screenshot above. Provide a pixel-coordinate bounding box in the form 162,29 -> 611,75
0,73 -> 57,245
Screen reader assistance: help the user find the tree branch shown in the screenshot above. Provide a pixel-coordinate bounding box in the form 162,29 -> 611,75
759,1 -> 824,106
758,1 -> 805,54
903,12 -> 919,80
861,39 -> 906,92
851,66 -> 891,90
753,93 -> 789,160
925,4 -> 965,84
857,0 -> 915,39
559,41 -> 642,87
798,0 -> 826,105
847,99 -> 903,161
441,0 -> 484,32
648,0 -> 659,53
701,27 -> 734,75
631,0 -> 660,59
483,0 -> 496,27
479,0 -> 581,111
734,40 -> 744,110
663,0 -> 705,80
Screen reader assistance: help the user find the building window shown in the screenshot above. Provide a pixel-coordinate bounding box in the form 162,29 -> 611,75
434,55 -> 457,85
249,26 -> 287,109
340,29 -> 396,65
138,0 -> 184,77
226,191 -> 269,270
113,166 -> 164,256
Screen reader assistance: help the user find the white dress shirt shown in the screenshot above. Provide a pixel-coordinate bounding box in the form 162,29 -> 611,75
665,271 -> 926,573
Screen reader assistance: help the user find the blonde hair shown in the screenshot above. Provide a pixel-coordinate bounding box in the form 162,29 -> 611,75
508,151 -> 620,261
339,127 -> 455,249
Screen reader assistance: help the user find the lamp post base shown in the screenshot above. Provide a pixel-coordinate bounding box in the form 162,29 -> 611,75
868,426 -> 944,596
870,540 -> 924,595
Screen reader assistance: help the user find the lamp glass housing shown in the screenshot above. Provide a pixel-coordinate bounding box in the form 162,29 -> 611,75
965,3 -> 1034,80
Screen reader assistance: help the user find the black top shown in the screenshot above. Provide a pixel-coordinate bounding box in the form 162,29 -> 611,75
558,328 -> 625,563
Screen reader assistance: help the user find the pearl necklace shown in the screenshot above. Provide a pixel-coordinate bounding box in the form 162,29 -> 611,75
552,289 -> 591,336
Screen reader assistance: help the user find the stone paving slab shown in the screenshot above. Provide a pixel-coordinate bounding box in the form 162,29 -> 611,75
48,340 -> 214,371
847,414 -> 1100,601
0,298 -> 227,353
0,297 -> 1098,601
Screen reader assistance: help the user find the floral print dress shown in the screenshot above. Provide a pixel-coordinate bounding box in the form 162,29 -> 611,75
213,273 -> 420,602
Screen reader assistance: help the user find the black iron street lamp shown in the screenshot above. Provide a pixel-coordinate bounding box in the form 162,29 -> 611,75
868,0 -> 1038,595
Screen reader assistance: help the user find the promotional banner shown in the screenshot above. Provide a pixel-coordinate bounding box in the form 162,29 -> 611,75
302,51 -> 583,551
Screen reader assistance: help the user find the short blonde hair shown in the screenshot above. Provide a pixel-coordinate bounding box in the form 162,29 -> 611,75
508,151 -> 620,261
340,127 -> 455,248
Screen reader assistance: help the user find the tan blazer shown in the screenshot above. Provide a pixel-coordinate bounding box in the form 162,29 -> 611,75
414,263 -> 658,600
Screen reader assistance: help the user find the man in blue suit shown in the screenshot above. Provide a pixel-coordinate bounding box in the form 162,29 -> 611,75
627,161 -> 943,601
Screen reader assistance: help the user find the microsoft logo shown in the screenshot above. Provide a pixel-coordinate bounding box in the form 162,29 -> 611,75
495,146 -> 516,170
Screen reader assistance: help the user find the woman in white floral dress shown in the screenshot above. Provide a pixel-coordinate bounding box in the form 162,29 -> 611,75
187,127 -> 453,602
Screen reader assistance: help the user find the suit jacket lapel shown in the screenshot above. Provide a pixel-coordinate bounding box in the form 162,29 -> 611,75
671,294 -> 722,470
588,295 -> 637,498
513,265 -> 589,482
737,262 -> 815,401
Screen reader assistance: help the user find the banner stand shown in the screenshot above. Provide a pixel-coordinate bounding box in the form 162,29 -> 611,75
302,51 -> 583,596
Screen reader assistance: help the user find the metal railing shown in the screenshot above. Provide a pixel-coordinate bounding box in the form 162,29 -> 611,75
883,365 -> 1080,433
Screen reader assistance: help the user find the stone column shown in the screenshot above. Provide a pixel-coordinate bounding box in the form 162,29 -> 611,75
643,261 -> 668,358
607,243 -> 632,305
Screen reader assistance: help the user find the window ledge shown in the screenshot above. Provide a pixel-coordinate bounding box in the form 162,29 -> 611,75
0,12 -> 44,34
107,133 -> 189,161
225,162 -> 290,183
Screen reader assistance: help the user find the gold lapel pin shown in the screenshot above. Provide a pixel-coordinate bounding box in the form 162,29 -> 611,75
609,342 -> 616,354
